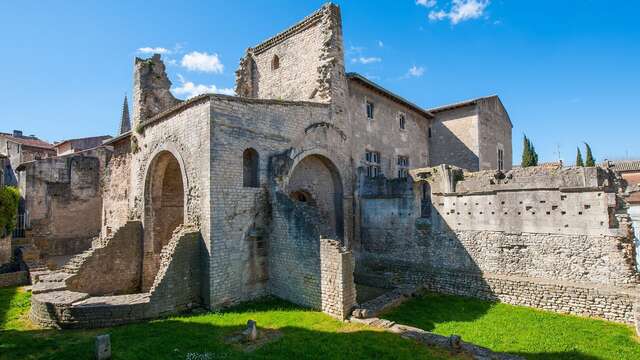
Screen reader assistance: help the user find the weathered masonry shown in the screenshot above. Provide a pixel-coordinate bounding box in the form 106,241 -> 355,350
355,165 -> 639,325
26,3 -> 640,332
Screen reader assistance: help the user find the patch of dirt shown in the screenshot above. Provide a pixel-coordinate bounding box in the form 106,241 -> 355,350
224,328 -> 283,352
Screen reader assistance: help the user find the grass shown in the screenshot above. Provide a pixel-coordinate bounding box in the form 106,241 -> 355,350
383,292 -> 640,360
0,286 -> 459,360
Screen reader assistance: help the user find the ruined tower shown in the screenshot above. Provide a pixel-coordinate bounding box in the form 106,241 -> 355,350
132,54 -> 180,127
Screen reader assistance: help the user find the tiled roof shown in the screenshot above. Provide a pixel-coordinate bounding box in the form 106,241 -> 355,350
346,73 -> 433,119
0,132 -> 54,150
604,160 -> 640,172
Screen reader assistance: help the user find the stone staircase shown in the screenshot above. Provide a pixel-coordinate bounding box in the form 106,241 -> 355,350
61,236 -> 104,274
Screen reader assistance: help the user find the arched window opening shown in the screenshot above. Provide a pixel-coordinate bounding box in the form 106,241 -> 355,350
271,55 -> 280,70
243,148 -> 260,188
290,190 -> 316,206
399,114 -> 406,130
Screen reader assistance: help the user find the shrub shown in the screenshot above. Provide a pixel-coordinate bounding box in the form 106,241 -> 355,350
0,186 -> 20,236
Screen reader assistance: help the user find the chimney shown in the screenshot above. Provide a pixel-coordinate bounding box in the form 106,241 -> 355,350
13,130 -> 23,138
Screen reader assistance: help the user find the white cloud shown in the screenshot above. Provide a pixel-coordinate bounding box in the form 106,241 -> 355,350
172,74 -> 234,99
181,51 -> 224,73
378,40 -> 384,48
416,0 -> 437,7
428,0 -> 490,25
137,47 -> 170,54
408,65 -> 425,77
352,56 -> 382,65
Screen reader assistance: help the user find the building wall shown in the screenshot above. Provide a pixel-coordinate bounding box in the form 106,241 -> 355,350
101,139 -> 132,236
429,105 -> 480,171
478,97 -> 512,171
206,95 -> 353,308
356,165 -> 639,324
18,148 -> 111,258
347,81 -> 430,178
129,98 -> 212,303
622,172 -> 640,203
236,4 -> 346,107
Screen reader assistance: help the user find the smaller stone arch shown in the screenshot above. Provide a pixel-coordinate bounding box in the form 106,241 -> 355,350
271,55 -> 280,70
285,153 -> 344,240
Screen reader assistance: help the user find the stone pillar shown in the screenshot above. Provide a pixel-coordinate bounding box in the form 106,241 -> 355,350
628,205 -> 640,272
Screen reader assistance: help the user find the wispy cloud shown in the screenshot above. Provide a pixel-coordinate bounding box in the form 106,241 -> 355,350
407,65 -> 425,77
180,51 -> 224,73
416,0 -> 437,7
171,74 -> 234,99
352,56 -> 382,65
427,0 -> 490,25
137,47 -> 170,54
378,40 -> 385,48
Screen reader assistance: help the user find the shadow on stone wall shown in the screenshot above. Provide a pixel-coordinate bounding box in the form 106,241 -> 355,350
429,122 -> 480,172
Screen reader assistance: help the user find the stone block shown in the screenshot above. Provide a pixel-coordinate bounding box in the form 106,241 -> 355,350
95,334 -> 111,360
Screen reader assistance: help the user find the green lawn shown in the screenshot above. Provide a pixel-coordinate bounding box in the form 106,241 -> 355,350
0,287 -> 458,360
383,292 -> 640,360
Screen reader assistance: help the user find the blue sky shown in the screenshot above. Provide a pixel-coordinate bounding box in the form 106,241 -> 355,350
1,0 -> 638,164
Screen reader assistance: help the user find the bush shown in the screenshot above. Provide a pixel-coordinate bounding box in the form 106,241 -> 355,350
0,186 -> 20,235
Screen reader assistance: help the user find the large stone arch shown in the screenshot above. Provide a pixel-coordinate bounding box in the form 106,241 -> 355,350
285,153 -> 344,240
142,148 -> 188,290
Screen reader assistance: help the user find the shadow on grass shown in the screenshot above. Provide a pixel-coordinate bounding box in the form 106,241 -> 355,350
0,297 -> 462,360
0,286 -> 18,327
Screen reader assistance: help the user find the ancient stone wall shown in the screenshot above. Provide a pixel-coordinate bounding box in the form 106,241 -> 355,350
207,95 -> 353,308
236,4 -> 346,106
66,221 -> 143,295
269,192 -> 355,319
17,147 -> 111,259
0,271 -> 28,288
429,105 -> 480,171
356,165 -> 639,324
101,138 -> 132,236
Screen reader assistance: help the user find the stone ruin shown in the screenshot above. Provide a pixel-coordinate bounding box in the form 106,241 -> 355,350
21,3 -> 638,334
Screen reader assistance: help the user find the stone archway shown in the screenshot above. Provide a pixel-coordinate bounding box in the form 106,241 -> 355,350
143,150 -> 186,290
286,154 -> 344,240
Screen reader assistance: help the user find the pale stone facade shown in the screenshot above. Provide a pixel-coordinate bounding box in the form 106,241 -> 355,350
28,3 -> 639,333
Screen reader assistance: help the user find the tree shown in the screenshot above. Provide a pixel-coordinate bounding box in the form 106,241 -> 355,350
584,143 -> 595,167
575,147 -> 584,167
0,186 -> 20,236
521,135 -> 539,167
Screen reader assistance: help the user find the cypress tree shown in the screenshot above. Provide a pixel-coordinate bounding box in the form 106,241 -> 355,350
576,147 -> 584,167
585,143 -> 595,167
521,135 -> 539,167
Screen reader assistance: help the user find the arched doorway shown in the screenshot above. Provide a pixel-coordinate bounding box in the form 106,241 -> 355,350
143,151 -> 185,290
286,154 -> 344,240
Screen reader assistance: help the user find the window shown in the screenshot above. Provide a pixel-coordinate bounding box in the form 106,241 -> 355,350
243,148 -> 259,187
399,113 -> 406,130
497,144 -> 505,171
366,101 -> 375,120
428,127 -> 432,138
365,150 -> 381,178
397,156 -> 410,178
271,55 -> 280,70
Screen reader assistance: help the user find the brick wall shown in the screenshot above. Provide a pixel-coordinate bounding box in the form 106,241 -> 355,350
0,271 -> 28,288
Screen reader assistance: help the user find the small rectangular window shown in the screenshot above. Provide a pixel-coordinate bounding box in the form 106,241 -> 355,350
399,114 -> 406,130
428,127 -> 432,138
497,148 -> 504,171
366,101 -> 375,120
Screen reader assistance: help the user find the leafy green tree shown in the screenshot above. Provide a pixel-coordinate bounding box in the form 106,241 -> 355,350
576,147 -> 584,167
584,143 -> 596,167
0,186 -> 20,236
521,135 -> 539,167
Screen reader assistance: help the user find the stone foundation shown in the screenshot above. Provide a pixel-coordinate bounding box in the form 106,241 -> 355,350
0,271 -> 29,288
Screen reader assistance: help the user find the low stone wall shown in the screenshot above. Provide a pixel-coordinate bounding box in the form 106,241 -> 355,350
66,221 -> 143,295
269,192 -> 356,319
29,225 -> 205,329
0,271 -> 29,287
422,271 -> 637,324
